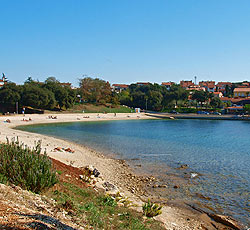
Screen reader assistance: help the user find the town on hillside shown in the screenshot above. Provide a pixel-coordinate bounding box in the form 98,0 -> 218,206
112,80 -> 250,114
1,73 -> 250,115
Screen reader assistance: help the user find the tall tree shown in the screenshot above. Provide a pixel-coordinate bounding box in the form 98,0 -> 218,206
79,77 -> 111,104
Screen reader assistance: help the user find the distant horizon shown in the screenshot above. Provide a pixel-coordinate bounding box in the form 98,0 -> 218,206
1,0 -> 250,86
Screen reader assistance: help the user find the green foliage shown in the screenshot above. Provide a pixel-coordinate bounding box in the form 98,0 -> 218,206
22,83 -> 56,110
192,90 -> 208,104
99,195 -> 117,207
45,182 -> 164,229
0,83 -> 22,107
210,97 -> 223,108
0,138 -> 58,193
0,77 -> 76,112
143,199 -> 163,217
244,104 -> 250,114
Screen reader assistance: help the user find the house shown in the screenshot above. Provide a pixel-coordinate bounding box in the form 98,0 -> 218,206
60,82 -> 72,88
112,84 -> 129,93
186,85 -> 206,91
213,92 -> 223,98
225,106 -> 244,114
234,88 -> 250,97
161,82 -> 175,90
216,82 -> 232,92
180,80 -> 194,89
242,82 -> 250,87
136,82 -> 151,86
199,81 -> 216,92
0,73 -> 7,87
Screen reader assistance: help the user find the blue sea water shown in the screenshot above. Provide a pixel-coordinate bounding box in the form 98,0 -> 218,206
18,119 -> 250,225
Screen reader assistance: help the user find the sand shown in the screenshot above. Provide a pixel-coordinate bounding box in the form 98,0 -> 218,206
0,113 -> 240,230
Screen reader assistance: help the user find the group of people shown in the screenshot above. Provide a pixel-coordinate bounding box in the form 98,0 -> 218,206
48,115 -> 57,119
22,117 -> 32,122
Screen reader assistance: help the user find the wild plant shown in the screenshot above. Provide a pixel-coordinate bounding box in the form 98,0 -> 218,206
0,137 -> 58,193
142,199 -> 162,217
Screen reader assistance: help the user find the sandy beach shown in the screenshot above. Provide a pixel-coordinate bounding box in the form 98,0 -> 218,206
0,113 -> 244,230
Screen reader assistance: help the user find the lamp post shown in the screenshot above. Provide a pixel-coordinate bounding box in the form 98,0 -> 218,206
16,102 -> 18,114
145,98 -> 148,111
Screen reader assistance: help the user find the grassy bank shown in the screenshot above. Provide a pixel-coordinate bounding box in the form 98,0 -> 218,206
65,103 -> 133,113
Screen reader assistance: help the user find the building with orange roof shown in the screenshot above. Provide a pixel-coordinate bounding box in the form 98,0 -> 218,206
216,82 -> 232,93
199,81 -> 216,92
186,85 -> 206,91
234,88 -> 250,97
161,82 -> 175,90
180,80 -> 194,89
136,82 -> 151,86
112,84 -> 129,93
213,92 -> 223,98
0,73 -> 7,88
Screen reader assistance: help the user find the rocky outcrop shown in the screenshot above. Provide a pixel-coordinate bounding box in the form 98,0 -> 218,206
0,183 -> 84,229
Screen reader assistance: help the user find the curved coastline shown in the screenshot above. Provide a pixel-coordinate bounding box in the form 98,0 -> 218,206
0,113 -> 247,230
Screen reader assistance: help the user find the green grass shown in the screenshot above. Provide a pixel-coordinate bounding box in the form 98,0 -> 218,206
44,182 -> 165,230
66,103 -> 134,113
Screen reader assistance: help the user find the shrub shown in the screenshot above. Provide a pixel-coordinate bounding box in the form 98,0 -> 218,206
143,199 -> 162,217
0,138 -> 58,193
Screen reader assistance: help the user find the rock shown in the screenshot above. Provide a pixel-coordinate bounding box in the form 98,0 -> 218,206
191,172 -> 199,178
208,214 -> 243,230
158,185 -> 167,188
173,185 -> 179,189
177,164 -> 189,169
195,193 -> 211,201
85,165 -> 100,177
93,168 -> 100,177
103,182 -> 119,194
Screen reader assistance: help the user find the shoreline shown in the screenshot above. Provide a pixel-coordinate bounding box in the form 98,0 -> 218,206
145,112 -> 250,121
0,113 -> 246,229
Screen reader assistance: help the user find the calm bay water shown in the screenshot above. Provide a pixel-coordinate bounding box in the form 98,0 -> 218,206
18,119 -> 250,225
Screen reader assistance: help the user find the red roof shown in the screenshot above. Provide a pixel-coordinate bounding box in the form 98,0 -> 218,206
180,81 -> 194,88
112,84 -> 129,88
226,106 -> 243,109
199,81 -> 215,89
136,82 -> 150,85
162,82 -> 174,86
60,82 -> 72,86
216,82 -> 232,87
220,97 -> 231,101
234,88 -> 250,92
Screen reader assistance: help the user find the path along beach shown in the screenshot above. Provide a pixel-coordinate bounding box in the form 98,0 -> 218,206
0,113 -> 246,230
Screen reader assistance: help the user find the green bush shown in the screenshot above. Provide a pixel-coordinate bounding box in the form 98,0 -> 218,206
0,138 -> 58,193
143,199 -> 162,217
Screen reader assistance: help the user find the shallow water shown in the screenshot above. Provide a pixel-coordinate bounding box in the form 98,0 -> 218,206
18,119 -> 250,225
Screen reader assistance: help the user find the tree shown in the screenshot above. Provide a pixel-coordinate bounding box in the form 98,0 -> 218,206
44,77 -> 76,110
210,97 -> 223,109
0,83 -> 21,108
244,104 -> 250,114
168,85 -> 188,107
79,77 -> 111,104
192,91 -> 207,108
21,84 -> 56,110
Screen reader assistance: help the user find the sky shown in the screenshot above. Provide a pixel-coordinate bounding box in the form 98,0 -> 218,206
1,0 -> 250,86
